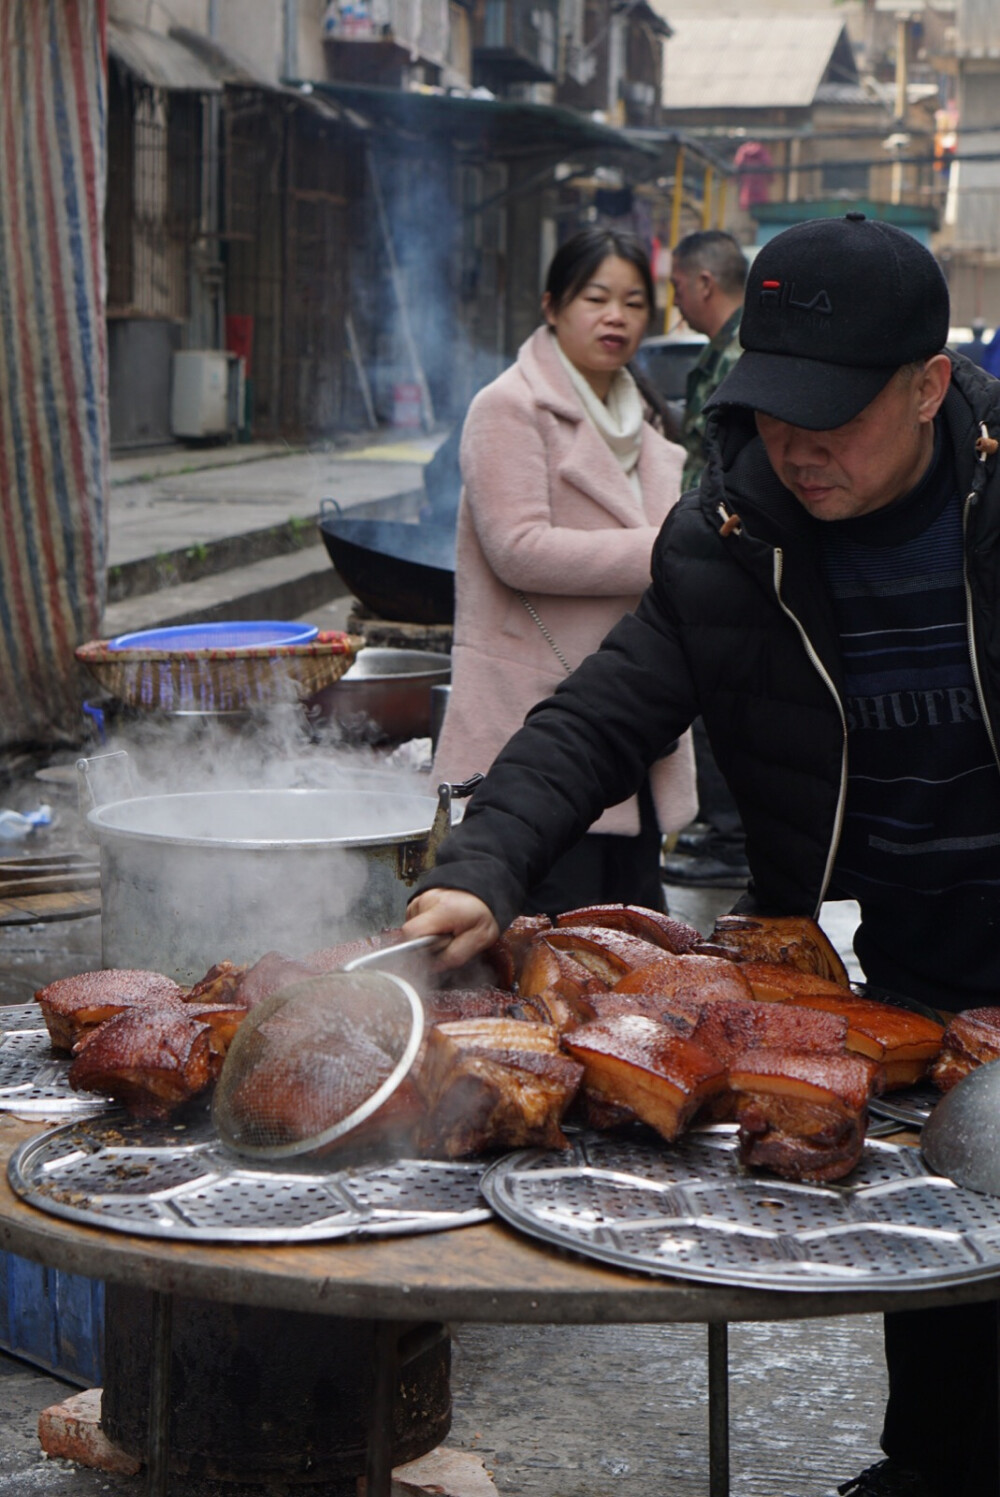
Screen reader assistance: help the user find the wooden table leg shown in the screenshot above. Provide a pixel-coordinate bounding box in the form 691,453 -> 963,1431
708,1321 -> 730,1497
147,1290 -> 174,1497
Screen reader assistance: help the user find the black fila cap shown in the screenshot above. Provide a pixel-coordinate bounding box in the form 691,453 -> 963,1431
704,212 -> 950,430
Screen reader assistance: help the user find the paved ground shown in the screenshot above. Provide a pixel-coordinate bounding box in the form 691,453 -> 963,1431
106,436 -> 436,569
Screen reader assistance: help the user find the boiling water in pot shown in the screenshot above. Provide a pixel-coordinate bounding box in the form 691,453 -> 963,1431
89,787 -> 446,985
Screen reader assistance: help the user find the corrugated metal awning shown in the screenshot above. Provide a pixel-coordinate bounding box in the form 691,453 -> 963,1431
293,79 -> 660,162
107,20 -> 222,92
107,21 -> 360,126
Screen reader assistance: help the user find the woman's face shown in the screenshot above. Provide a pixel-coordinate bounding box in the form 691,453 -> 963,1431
543,254 -> 650,398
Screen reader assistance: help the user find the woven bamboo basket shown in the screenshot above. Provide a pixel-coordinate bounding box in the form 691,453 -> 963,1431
75,632 -> 361,712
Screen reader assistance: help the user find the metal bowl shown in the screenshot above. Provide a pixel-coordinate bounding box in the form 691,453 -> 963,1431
306,648 -> 450,743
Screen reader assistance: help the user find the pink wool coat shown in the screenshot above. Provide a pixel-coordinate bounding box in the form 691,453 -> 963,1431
433,325 -> 697,837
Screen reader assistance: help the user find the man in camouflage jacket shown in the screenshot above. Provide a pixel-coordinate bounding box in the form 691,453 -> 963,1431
669,229 -> 748,491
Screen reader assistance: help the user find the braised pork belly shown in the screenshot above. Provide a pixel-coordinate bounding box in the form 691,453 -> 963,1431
415,1018 -> 583,1158
931,1007 -> 1000,1092
68,1005 -> 217,1119
785,994 -> 944,1089
705,915 -> 850,987
730,1048 -> 883,1182
613,952 -> 755,1007
735,962 -> 857,1005
563,1015 -> 727,1142
555,904 -> 701,955
35,969 -> 185,1053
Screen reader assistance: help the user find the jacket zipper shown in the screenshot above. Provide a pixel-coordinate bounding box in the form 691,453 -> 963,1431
772,547 -> 848,915
962,468 -> 1000,771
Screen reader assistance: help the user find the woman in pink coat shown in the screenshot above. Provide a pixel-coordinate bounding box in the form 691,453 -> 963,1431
433,227 -> 697,916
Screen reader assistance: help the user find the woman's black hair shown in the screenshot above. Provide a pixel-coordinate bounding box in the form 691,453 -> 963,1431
544,226 -> 655,313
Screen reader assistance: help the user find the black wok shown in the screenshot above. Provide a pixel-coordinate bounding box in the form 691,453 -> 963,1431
319,503 -> 455,625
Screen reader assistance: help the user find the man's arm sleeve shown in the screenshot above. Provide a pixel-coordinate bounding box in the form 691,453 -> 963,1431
418,569 -> 698,930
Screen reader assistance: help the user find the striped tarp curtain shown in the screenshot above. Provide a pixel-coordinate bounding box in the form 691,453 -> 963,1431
0,0 -> 108,751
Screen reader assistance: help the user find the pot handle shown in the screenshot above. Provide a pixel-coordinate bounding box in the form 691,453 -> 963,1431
424,774 -> 483,868
76,751 -> 136,820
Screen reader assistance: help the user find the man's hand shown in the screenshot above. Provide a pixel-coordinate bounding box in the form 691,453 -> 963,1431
403,888 -> 499,969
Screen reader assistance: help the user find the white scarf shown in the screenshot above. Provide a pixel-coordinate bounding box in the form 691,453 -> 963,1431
554,339 -> 645,501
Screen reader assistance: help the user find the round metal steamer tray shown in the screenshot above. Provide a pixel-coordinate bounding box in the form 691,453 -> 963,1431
869,1079 -> 940,1130
8,1109 -> 490,1244
480,1124 -> 1000,1293
0,1003 -> 108,1117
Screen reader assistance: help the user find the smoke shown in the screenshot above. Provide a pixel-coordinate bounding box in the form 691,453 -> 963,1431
82,701 -> 440,983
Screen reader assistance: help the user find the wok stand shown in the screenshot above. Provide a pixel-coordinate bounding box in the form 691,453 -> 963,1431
3,1115 -> 998,1497
142,1294 -> 414,1497
140,1292 -> 731,1497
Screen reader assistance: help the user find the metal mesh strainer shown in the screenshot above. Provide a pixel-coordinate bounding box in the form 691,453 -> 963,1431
212,937 -> 433,1161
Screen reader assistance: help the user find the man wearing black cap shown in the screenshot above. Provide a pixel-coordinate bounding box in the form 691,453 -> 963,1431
404,214 -> 1000,1497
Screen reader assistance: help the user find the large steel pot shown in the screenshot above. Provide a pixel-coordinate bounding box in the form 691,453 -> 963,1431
82,763 -> 479,984
306,648 -> 451,744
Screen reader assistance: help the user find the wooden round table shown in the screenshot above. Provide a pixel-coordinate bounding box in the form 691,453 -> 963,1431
0,1115 -> 996,1497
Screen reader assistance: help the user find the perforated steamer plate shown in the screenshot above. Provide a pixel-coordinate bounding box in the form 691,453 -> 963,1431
8,1110 -> 491,1243
480,1126 -> 1000,1292
869,1080 -> 940,1130
0,1004 -> 110,1117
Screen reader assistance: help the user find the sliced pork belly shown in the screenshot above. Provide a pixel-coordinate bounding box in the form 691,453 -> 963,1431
785,994 -> 944,1089
581,989 -> 700,1033
706,915 -> 850,986
519,940 -> 609,1001
541,927 -> 671,985
691,1000 -> 849,1123
183,960 -> 248,1006
35,969 -> 184,1053
613,952 -> 755,1007
690,999 -> 848,1068
730,1047 -> 882,1183
736,962 -> 857,1004
485,914 -> 553,988
68,1006 -> 216,1118
233,951 -> 323,1011
931,1007 -> 1000,1092
415,1018 -> 583,1158
181,1002 -> 249,1058
562,1015 -> 727,1142
555,904 -> 701,955
423,987 -> 517,1025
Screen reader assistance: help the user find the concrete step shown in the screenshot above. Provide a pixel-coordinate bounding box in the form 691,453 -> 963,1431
107,487 -> 425,605
100,543 -> 346,637
99,485 -> 429,639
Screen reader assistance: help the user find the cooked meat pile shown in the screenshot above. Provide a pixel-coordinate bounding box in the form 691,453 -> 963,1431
35,905 -> 955,1182
931,1007 -> 1000,1092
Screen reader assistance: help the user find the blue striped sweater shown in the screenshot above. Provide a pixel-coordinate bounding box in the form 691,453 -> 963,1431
820,424 -> 1000,1007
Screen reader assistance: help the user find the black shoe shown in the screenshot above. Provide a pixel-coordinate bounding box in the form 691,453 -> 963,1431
674,825 -> 712,855
837,1459 -> 935,1497
661,850 -> 750,888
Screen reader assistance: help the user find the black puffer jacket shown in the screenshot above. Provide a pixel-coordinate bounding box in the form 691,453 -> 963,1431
421,353 -> 1000,935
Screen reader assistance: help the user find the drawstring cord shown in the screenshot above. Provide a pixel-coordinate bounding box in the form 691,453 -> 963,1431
976,422 -> 998,462
717,502 -> 742,537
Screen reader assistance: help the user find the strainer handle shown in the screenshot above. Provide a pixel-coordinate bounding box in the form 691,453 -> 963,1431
341,934 -> 440,973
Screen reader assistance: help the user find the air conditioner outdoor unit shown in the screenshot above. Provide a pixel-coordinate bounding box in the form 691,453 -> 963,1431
171,350 -> 244,440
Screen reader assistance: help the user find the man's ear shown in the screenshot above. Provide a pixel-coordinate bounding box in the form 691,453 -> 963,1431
917,354 -> 951,422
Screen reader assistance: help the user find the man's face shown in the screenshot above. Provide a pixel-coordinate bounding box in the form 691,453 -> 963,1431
669,262 -> 709,335
754,362 -> 949,522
